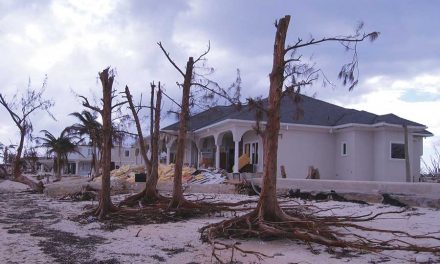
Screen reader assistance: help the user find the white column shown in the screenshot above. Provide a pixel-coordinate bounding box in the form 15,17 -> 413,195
215,144 -> 220,169
166,146 -> 171,165
233,140 -> 239,173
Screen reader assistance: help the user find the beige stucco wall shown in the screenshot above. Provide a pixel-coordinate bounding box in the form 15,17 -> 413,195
276,128 -> 335,179
190,120 -> 426,182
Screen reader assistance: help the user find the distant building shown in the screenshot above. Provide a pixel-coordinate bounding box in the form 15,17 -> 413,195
66,144 -> 139,176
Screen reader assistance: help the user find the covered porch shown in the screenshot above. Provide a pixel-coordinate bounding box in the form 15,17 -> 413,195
194,124 -> 263,173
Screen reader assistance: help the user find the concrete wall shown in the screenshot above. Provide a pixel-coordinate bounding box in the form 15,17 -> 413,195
277,128 -> 335,179
111,147 -> 137,167
251,178 -> 440,198
334,130 -> 356,180
191,120 -> 425,182
412,136 -> 423,182
373,129 -> 415,182
69,145 -> 93,160
170,139 -> 198,167
353,130 -> 375,181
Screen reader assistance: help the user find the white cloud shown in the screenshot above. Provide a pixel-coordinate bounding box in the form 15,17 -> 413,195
339,72 -> 440,163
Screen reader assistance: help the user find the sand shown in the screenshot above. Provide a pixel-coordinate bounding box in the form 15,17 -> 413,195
0,185 -> 439,263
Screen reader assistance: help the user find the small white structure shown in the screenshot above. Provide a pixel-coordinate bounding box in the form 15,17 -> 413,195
67,144 -> 139,176
160,95 -> 432,182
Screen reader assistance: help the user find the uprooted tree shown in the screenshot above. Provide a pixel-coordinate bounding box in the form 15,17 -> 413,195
201,15 -> 439,260
80,67 -> 128,219
119,82 -> 164,206
0,77 -> 54,192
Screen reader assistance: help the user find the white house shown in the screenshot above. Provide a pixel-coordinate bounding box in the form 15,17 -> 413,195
66,145 -> 139,176
160,95 -> 433,182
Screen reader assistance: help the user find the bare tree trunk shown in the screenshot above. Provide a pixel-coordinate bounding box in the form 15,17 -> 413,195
404,125 -> 412,182
255,15 -> 291,220
96,68 -> 116,219
169,57 -> 194,208
13,128 -> 44,192
120,84 -> 161,206
13,129 -> 25,180
56,155 -> 62,180
145,84 -> 162,199
124,86 -> 152,172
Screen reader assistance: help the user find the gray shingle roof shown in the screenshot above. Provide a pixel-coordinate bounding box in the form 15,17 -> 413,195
162,94 -> 429,133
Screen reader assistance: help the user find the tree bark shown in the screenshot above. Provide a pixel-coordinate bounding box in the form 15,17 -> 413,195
13,128 -> 25,180
97,68 -> 116,218
256,15 -> 291,220
124,86 -> 152,173
56,155 -> 62,180
145,85 -> 162,198
169,57 -> 194,208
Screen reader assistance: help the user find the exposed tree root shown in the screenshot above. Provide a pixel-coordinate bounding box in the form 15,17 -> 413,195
118,188 -> 170,208
201,205 -> 440,263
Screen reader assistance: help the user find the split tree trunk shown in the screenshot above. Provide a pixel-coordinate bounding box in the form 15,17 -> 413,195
255,15 -> 291,220
169,57 -> 194,209
145,85 -> 162,199
120,85 -> 162,206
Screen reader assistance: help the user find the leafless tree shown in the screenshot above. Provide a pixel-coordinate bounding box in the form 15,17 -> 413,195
0,78 -> 54,192
80,67 -> 127,219
158,42 -> 240,210
202,16 -> 439,261
422,144 -> 440,178
119,82 -> 164,206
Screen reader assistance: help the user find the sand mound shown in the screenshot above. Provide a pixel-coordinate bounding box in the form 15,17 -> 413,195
0,180 -> 30,191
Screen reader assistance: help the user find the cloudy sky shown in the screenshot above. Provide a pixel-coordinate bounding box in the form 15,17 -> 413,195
0,0 -> 439,166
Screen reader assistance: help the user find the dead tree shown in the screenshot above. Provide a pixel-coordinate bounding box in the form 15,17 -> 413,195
80,67 -> 127,219
158,41 -> 242,212
158,42 -> 209,210
201,16 -> 439,260
120,82 -> 164,206
422,144 -> 440,178
0,78 -> 54,192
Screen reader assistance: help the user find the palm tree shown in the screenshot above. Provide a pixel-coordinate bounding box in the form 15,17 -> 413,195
68,110 -> 102,177
37,128 -> 79,181
68,110 -> 127,177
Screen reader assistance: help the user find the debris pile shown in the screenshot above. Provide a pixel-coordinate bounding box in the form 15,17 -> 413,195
94,164 -> 227,185
188,169 -> 227,184
158,164 -> 195,183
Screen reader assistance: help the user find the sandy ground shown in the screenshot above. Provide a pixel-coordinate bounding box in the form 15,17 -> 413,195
1,179 -> 440,264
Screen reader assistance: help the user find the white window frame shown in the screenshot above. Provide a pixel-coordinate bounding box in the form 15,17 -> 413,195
124,150 -> 130,157
244,141 -> 259,165
341,142 -> 348,156
390,141 -> 405,160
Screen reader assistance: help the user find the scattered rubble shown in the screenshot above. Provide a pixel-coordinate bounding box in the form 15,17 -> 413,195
93,164 -> 227,185
188,169 -> 226,184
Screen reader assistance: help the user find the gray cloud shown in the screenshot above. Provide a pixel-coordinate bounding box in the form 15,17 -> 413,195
0,0 -> 439,160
